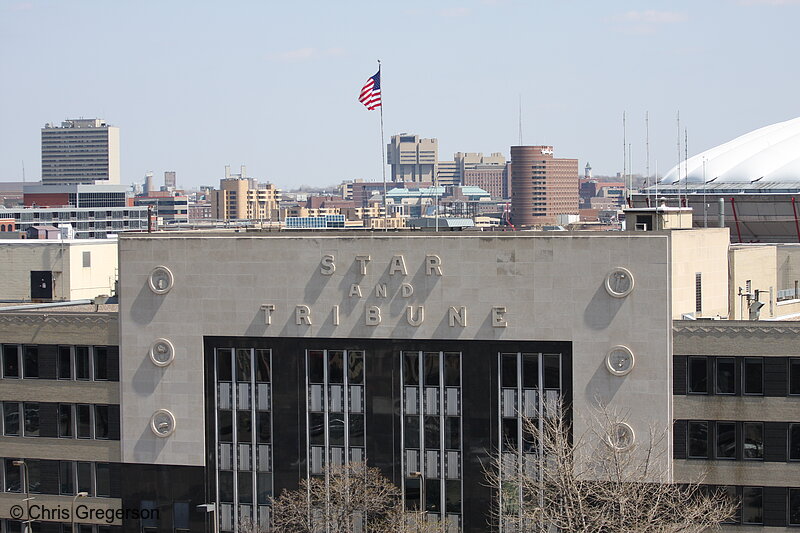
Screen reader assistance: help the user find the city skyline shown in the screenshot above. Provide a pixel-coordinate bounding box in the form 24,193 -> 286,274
1,0 -> 799,189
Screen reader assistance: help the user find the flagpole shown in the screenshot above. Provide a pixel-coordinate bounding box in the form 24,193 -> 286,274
378,60 -> 388,229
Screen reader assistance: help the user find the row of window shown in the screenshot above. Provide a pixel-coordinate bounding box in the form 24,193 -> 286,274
677,355 -> 800,396
1,345 -> 118,381
711,485 -> 800,526
2,402 -> 119,440
676,420 -> 800,462
2,458 -> 117,498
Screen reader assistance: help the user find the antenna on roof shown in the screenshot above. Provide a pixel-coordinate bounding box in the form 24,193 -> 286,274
646,111 -> 650,205
518,94 -> 523,145
685,128 -> 689,208
676,111 -> 681,207
21,160 -> 25,183
623,111 -> 627,204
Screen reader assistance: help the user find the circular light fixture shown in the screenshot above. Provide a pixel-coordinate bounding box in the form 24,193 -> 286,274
605,346 -> 635,376
605,267 -> 634,298
149,338 -> 175,367
606,422 -> 635,451
148,266 -> 174,295
150,409 -> 176,438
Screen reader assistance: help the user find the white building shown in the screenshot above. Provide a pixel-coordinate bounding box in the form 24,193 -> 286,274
41,119 -> 120,185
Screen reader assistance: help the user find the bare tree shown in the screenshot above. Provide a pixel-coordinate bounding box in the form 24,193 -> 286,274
270,461 -> 441,533
486,402 -> 736,533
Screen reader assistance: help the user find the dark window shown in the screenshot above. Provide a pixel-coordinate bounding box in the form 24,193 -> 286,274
257,473 -> 272,505
349,414 -> 364,447
5,459 -> 21,492
791,359 -> 800,396
308,351 -> 324,384
4,402 -> 19,435
424,352 -> 439,386
22,346 -> 38,378
173,502 -> 190,531
235,349 -> 251,382
238,471 -> 253,504
217,348 -> 233,381
329,414 -> 345,446
255,349 -> 270,383
715,358 -> 736,395
742,487 -> 763,524
58,346 -> 72,379
404,416 -> 419,449
790,424 -> 800,461
76,404 -> 92,438
424,415 -> 440,448
94,405 -> 109,439
256,412 -> 271,444
743,358 -> 764,395
328,351 -> 344,384
23,402 -> 39,437
743,422 -> 763,460
446,479 -> 461,514
522,353 -> 538,388
445,417 -> 460,450
59,461 -> 74,495
93,347 -> 108,380
95,463 -> 110,497
218,410 -> 233,443
715,422 -> 736,459
77,462 -> 92,495
403,353 -> 419,386
237,411 -> 252,443
502,418 -> 518,451
75,347 -> 90,380
789,488 -> 800,526
688,357 -> 708,394
219,472 -> 234,502
3,345 -> 20,378
59,404 -> 73,437
543,354 -> 560,389
444,353 -> 460,386
348,351 -> 364,384
720,485 -> 739,524
309,413 -> 325,446
688,421 -> 708,458
501,353 -> 517,388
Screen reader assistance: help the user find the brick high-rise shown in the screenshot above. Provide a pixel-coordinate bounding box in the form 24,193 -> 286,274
510,145 -> 579,226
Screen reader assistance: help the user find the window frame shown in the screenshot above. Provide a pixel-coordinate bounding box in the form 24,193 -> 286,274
714,357 -> 736,395
742,357 -> 764,396
687,420 -> 709,459
741,486 -> 763,525
687,356 -> 709,395
742,422 -> 764,461
790,358 -> 800,396
790,423 -> 800,462
714,421 -> 736,460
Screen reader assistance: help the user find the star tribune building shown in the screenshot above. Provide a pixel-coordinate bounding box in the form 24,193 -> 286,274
118,230 -> 677,532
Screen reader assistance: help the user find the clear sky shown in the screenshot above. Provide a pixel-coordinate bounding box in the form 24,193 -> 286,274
1,0 -> 799,190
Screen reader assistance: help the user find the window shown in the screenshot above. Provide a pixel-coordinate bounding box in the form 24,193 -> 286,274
58,346 -> 72,379
789,488 -> 800,526
59,404 -> 73,437
715,422 -> 736,459
715,358 -> 735,395
95,463 -> 110,497
3,402 -> 19,435
93,348 -> 108,380
688,421 -> 708,458
742,487 -> 763,525
59,461 -> 74,495
5,459 -> 21,492
75,347 -> 90,380
173,502 -> 190,532
695,272 -> 702,313
76,404 -> 92,438
77,462 -> 92,494
791,359 -> 800,396
688,357 -> 708,394
743,358 -> 763,395
23,402 -> 39,437
3,345 -> 19,378
82,251 -> 91,268
743,422 -> 763,460
22,346 -> 38,378
790,423 -> 800,461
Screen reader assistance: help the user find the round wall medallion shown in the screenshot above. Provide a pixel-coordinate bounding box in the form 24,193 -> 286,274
605,346 -> 635,376
149,338 -> 175,367
150,409 -> 176,438
148,266 -> 174,294
605,267 -> 634,298
606,422 -> 635,451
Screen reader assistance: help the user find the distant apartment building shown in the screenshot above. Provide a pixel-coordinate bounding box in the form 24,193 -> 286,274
164,171 -> 177,189
0,206 -> 148,239
463,163 -> 510,199
510,145 -> 579,226
387,134 -> 438,182
134,192 -> 189,224
41,119 -> 120,185
209,166 -> 280,221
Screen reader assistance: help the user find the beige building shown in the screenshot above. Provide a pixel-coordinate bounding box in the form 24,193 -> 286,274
209,166 -> 280,221
387,134 -> 438,182
41,119 -> 120,185
0,239 -> 118,301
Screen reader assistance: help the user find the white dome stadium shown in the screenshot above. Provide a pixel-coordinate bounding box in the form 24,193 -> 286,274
661,116 -> 800,185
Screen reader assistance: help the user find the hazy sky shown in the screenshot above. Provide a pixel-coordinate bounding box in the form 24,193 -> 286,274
1,0 -> 799,190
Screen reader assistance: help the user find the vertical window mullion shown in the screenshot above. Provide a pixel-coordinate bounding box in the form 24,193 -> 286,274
343,350 -> 350,458
439,350 -> 446,517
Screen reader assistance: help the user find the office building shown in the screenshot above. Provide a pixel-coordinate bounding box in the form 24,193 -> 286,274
164,172 -> 176,190
387,134 -> 438,183
463,164 -> 510,199
510,145 -> 579,226
133,193 -> 189,224
0,205 -> 148,239
1,222 -> 800,532
41,119 -> 120,185
209,166 -> 280,221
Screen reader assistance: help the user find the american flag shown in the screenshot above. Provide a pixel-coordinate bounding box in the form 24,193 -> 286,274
358,70 -> 381,110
